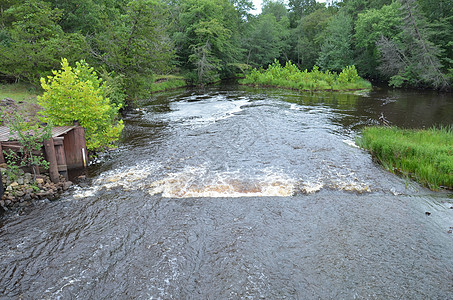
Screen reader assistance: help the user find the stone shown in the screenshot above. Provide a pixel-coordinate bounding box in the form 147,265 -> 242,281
17,178 -> 24,185
6,185 -> 12,191
63,181 -> 73,191
15,191 -> 25,197
35,178 -> 44,185
10,182 -> 19,187
0,200 -> 4,206
24,194 -> 31,201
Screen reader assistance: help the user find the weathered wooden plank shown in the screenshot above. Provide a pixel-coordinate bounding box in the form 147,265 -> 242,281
54,137 -> 68,179
43,138 -> 59,183
0,142 -> 4,164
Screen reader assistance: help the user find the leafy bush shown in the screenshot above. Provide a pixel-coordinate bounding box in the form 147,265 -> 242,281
38,58 -> 124,151
241,60 -> 371,91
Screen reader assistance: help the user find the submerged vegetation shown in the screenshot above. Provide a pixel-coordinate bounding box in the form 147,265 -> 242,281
357,126 -> 453,190
241,61 -> 371,91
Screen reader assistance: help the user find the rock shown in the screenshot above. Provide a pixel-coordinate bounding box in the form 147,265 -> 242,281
10,182 -> 19,188
36,192 -> 47,199
6,185 -> 12,191
0,200 -> 4,206
15,191 -> 25,197
17,178 -> 24,185
5,200 -> 11,205
35,178 -> 44,185
63,181 -> 73,191
24,194 -> 31,201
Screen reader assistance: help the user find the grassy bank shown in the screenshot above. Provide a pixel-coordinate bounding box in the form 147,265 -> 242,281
0,82 -> 39,103
356,126 -> 453,190
149,75 -> 187,93
240,60 -> 372,91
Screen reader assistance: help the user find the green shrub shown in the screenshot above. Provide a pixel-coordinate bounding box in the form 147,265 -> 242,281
241,61 -> 370,91
38,58 -> 124,151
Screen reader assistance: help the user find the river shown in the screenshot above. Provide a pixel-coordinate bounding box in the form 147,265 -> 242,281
1,84 -> 453,299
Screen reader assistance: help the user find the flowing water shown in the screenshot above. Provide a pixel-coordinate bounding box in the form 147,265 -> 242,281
1,84 -> 453,299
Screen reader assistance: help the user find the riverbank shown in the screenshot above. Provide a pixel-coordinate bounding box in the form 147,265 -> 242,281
356,126 -> 453,190
1,164 -> 72,212
149,75 -> 187,93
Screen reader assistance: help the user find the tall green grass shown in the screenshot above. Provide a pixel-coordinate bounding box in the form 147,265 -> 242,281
149,75 -> 187,93
356,126 -> 453,190
240,60 -> 372,91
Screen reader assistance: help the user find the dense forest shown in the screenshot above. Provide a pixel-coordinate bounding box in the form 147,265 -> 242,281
0,0 -> 452,99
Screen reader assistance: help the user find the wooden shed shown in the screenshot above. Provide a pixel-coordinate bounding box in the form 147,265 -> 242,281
0,125 -> 88,181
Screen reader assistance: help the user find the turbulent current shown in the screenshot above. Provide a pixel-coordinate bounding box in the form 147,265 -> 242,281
1,84 -> 453,299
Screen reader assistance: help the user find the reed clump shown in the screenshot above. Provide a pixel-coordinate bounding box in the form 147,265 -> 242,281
241,60 -> 371,91
356,126 -> 453,190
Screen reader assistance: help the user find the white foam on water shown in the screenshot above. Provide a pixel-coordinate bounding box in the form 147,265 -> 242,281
343,139 -> 360,149
73,163 -> 372,199
73,163 -> 159,199
148,166 -> 297,198
163,98 -> 249,126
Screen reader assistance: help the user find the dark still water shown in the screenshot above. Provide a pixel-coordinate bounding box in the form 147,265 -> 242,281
1,84 -> 453,299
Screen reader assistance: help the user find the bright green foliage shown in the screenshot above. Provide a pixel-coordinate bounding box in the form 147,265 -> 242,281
316,12 -> 354,72
2,110 -> 52,179
241,60 -> 371,91
357,126 -> 453,190
38,59 -> 124,151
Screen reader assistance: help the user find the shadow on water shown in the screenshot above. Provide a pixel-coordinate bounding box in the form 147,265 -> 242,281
1,83 -> 453,298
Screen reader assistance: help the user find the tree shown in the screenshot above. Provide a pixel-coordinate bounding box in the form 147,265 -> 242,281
289,7 -> 333,69
0,0 -> 87,84
316,11 -> 354,72
262,0 -> 288,22
354,2 -> 402,79
288,0 -> 325,27
38,59 -> 124,151
244,13 -> 290,67
377,0 -> 449,89
88,0 -> 174,98
173,0 -> 242,84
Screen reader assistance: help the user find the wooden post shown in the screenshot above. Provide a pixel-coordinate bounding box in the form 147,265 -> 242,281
0,142 -> 4,164
43,138 -> 59,183
0,168 -> 4,199
53,137 -> 68,180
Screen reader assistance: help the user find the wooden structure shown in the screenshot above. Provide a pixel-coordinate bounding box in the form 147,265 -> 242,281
0,125 -> 88,182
